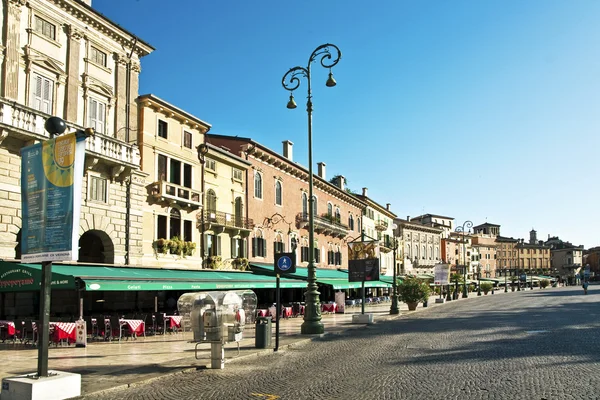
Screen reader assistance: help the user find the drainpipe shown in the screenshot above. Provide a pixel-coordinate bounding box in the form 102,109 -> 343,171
124,37 -> 137,265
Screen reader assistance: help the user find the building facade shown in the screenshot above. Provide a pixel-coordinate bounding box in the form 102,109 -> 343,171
0,0 -> 153,263
410,214 -> 454,238
205,135 -> 366,270
472,223 -> 499,278
137,94 -> 211,269
394,218 -> 443,275
545,236 -> 584,282
516,230 -> 551,273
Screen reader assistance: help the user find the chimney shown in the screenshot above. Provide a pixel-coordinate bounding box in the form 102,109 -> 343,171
317,162 -> 326,179
407,215 -> 410,221
386,203 -> 390,211
282,140 -> 293,161
362,187 -> 368,197
333,175 -> 345,191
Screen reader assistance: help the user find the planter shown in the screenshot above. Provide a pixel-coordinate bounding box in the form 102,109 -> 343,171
407,302 -> 418,311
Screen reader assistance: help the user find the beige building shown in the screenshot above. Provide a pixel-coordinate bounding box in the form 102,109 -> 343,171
472,223 -> 499,278
516,230 -> 551,272
354,188 -> 397,276
0,0 -> 153,263
394,217 -> 443,275
545,236 -> 584,282
136,94 -> 210,269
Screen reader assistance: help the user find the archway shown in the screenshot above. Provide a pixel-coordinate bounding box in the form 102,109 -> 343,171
78,230 -> 115,264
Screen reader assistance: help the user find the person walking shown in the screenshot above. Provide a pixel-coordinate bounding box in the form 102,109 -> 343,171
583,280 -> 589,295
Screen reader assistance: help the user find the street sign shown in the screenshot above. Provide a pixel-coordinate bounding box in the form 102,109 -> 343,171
274,253 -> 296,274
434,264 -> 450,285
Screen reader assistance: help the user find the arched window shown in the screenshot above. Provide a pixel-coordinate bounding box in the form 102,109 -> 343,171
414,244 -> 419,260
302,193 -> 308,218
429,245 -> 433,260
206,189 -> 217,212
327,203 -> 333,216
422,245 -> 426,259
357,217 -> 361,233
406,243 -> 411,259
312,195 -> 317,217
252,229 -> 266,257
273,232 -> 284,254
335,208 -> 341,224
435,246 -> 439,260
254,172 -> 262,199
275,181 -> 282,206
348,214 -> 354,230
170,208 -> 181,238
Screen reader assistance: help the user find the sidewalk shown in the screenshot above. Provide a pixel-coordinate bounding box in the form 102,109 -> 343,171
0,294 -> 486,397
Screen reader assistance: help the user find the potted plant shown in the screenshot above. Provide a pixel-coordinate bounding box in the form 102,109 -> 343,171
480,282 -> 493,295
168,236 -> 184,255
204,255 -> 222,269
153,238 -> 170,255
232,257 -> 249,271
182,241 -> 196,257
540,279 -> 550,289
398,276 -> 431,311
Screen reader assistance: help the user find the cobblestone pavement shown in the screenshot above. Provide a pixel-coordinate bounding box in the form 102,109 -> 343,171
81,286 -> 600,400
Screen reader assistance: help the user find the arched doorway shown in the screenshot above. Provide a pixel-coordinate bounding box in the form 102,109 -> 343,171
79,230 -> 115,264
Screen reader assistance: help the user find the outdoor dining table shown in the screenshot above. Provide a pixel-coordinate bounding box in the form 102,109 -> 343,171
256,309 -> 269,318
164,315 -> 182,331
321,303 -> 338,314
31,321 -> 77,345
0,320 -> 16,341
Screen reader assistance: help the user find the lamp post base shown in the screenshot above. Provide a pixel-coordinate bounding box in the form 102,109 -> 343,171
389,296 -> 400,315
462,290 -> 468,299
301,320 -> 324,335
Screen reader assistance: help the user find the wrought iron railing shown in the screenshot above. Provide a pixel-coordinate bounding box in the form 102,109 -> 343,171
150,181 -> 202,208
199,210 -> 253,230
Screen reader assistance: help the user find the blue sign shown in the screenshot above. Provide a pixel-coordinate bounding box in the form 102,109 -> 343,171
20,132 -> 86,263
274,252 -> 296,274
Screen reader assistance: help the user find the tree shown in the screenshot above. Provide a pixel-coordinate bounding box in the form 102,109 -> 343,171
329,175 -> 357,195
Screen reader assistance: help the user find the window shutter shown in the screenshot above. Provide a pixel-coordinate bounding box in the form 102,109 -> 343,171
217,235 -> 222,256
231,238 -> 236,258
262,238 -> 267,258
203,234 -> 208,257
252,238 -> 257,257
242,239 -> 247,258
32,75 -> 43,111
42,77 -> 52,114
97,102 -> 105,134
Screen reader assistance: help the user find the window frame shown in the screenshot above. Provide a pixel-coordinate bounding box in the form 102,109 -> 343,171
88,174 -> 108,204
254,171 -> 263,199
30,72 -> 54,114
157,119 -> 168,139
34,15 -> 56,41
87,96 -> 106,135
90,46 -> 107,67
275,180 -> 282,206
232,168 -> 243,182
183,131 -> 193,149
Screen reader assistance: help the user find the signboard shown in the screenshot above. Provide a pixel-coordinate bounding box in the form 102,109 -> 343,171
20,132 -> 86,263
520,274 -> 527,282
348,241 -> 380,282
334,291 -> 345,314
0,266 -> 75,291
434,263 -> 450,285
274,252 -> 296,274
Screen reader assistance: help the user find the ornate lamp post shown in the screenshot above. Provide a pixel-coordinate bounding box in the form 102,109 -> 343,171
282,44 -> 341,335
504,268 -> 508,293
455,220 -> 472,298
477,264 -> 482,296
390,225 -> 399,315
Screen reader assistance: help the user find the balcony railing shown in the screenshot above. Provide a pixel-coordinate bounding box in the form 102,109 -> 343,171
198,210 -> 253,230
375,219 -> 389,231
150,180 -> 202,209
296,212 -> 348,238
0,98 -> 140,168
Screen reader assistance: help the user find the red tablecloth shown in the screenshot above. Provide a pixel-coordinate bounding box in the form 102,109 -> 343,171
282,307 -> 293,318
0,320 -> 15,336
49,322 -> 77,343
121,319 -> 145,335
321,303 -> 337,313
165,316 -> 182,329
256,309 -> 269,317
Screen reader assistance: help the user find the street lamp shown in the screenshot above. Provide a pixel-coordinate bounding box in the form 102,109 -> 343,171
477,264 -> 482,296
504,268 -> 508,293
390,225 -> 399,315
282,44 -> 341,335
455,220 -> 472,298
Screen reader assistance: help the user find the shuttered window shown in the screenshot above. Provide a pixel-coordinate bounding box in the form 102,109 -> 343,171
88,97 -> 106,134
31,74 -> 53,114
89,176 -> 107,203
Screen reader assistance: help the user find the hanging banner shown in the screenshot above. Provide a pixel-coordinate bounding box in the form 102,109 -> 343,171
20,132 -> 86,263
347,240 -> 380,282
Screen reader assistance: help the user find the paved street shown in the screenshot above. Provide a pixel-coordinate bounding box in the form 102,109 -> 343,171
80,286 -> 600,400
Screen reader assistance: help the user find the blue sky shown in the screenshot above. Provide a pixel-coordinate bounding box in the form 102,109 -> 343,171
95,0 -> 599,248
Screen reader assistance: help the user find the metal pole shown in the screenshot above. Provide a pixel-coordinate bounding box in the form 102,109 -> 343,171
504,269 -> 508,293
390,238 -> 399,314
37,261 -> 52,377
462,231 -> 468,298
275,274 -> 280,351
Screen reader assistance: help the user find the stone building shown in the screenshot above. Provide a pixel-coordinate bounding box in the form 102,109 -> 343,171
0,0 -> 153,263
495,236 -> 519,277
410,214 -> 454,238
354,188 -> 397,276
545,236 -> 584,282
516,229 -> 551,273
394,217 -> 443,275
205,135 -> 366,270
472,223 -> 499,278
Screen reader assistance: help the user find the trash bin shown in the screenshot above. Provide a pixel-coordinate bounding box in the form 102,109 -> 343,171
255,316 -> 272,348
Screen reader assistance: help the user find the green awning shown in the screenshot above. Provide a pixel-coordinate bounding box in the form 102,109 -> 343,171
250,263 -> 392,289
0,261 -> 307,292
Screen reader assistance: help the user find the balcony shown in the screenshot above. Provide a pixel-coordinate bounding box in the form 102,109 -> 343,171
296,212 -> 348,238
374,219 -> 388,231
198,210 -> 253,231
0,98 -> 140,174
150,181 -> 202,209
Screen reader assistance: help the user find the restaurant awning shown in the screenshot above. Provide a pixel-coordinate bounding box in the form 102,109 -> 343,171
0,261 -> 308,292
249,263 -> 392,289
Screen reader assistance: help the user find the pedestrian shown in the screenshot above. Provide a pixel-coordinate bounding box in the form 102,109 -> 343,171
583,280 -> 589,295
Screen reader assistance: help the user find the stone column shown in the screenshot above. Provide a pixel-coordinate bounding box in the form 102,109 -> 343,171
64,26 -> 84,122
128,62 -> 141,143
113,54 -> 127,141
2,0 -> 26,100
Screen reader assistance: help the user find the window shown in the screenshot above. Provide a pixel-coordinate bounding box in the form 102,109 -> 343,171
335,208 -> 341,224
302,193 -> 308,218
205,233 -> 221,257
274,234 -> 285,254
327,248 -> 335,265
205,159 -> 216,171
301,242 -> 309,262
275,181 -> 282,206
312,196 -> 317,217
89,176 -> 107,203
252,235 -> 267,257
158,120 -> 168,139
335,249 -> 342,265
290,237 -> 298,252
35,16 -> 56,40
327,203 -> 333,216
233,168 -> 243,181
254,172 -> 262,199
231,238 -> 246,258
157,154 -> 193,188
90,47 -> 107,67
156,208 -> 192,242
314,243 -> 321,263
357,218 -> 361,233
183,131 -> 192,149
206,189 -> 217,213
348,215 -> 354,230
88,97 -> 106,134
31,73 -> 53,114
